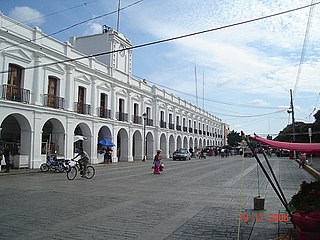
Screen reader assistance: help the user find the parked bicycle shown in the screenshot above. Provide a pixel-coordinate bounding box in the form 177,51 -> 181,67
66,159 -> 95,180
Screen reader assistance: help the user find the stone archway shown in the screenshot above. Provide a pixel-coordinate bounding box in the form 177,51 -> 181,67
97,126 -> 113,163
74,123 -> 91,159
132,130 -> 142,161
176,136 -> 182,150
159,133 -> 167,157
146,131 -> 154,160
183,136 -> 188,149
0,114 -> 32,168
117,128 -> 129,162
169,135 -> 175,158
42,118 -> 65,156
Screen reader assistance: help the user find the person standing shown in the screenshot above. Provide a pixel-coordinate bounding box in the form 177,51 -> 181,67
153,149 -> 162,174
3,147 -> 10,173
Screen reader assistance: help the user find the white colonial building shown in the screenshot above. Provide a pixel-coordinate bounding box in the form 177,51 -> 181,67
0,12 -> 225,169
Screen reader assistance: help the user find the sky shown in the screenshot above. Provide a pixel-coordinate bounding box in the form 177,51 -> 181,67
1,0 -> 320,138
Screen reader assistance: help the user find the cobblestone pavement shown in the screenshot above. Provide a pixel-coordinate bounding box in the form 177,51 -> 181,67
0,155 -> 317,240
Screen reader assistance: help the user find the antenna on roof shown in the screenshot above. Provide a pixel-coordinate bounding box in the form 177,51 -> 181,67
117,0 -> 121,31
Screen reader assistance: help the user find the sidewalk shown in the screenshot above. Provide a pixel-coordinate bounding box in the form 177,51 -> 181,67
294,156 -> 320,180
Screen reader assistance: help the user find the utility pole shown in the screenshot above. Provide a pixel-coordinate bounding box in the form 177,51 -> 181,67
290,89 -> 295,143
195,65 -> 198,107
288,89 -> 296,158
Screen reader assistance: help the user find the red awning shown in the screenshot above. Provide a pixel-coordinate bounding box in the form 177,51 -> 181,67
250,135 -> 320,154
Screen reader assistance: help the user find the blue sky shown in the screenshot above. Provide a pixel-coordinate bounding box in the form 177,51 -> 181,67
1,0 -> 320,138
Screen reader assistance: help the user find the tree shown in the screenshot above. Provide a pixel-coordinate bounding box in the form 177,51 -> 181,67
227,130 -> 242,147
275,110 -> 320,142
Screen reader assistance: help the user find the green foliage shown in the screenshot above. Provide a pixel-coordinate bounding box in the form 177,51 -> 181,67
227,130 -> 242,147
289,181 -> 320,213
275,110 -> 320,142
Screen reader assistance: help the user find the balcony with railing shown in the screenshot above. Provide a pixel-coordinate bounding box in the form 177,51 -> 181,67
75,102 -> 91,115
160,120 -> 166,128
116,112 -> 128,122
43,94 -> 65,109
1,84 -> 30,103
176,125 -> 181,131
146,118 -> 154,126
132,115 -> 142,124
169,123 -> 174,130
98,108 -> 112,119
203,131 -> 206,135
194,129 -> 198,134
189,127 -> 193,133
183,126 -> 187,132
199,130 -> 202,135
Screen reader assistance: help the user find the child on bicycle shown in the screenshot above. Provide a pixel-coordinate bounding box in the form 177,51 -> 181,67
73,147 -> 89,177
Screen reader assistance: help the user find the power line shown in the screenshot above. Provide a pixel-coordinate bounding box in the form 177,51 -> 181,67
3,1 -> 98,28
0,0 -> 144,51
1,1 -> 319,81
293,0 -> 316,97
211,109 -> 286,118
140,76 -> 285,110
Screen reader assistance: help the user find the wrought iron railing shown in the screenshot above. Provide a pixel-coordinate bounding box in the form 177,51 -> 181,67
1,84 -> 30,103
169,123 -> 174,129
132,115 -> 142,124
75,102 -> 91,115
116,112 -> 128,122
98,108 -> 112,119
146,118 -> 153,126
43,94 -> 65,109
160,121 -> 166,128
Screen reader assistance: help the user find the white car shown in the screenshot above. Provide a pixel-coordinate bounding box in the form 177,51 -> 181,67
173,149 -> 191,161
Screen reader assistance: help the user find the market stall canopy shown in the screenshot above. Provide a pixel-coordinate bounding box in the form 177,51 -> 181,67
74,135 -> 87,142
98,139 -> 115,147
250,135 -> 320,154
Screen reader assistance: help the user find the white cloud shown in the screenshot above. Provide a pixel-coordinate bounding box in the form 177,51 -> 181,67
250,99 -> 271,107
9,6 -> 44,26
84,21 -> 103,35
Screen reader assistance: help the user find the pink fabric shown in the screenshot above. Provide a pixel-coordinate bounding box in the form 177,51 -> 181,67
153,165 -> 160,174
250,135 -> 320,154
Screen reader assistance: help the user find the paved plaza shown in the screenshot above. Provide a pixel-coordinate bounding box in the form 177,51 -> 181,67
0,155 -> 318,240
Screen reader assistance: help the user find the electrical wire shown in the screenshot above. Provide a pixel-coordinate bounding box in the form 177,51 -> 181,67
293,0 -> 316,97
0,0 -> 145,51
309,92 -> 320,118
137,76 -> 284,110
1,1 -> 319,73
210,109 -> 286,118
3,1 -> 98,28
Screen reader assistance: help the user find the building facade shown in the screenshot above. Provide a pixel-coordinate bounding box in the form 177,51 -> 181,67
0,12 -> 225,169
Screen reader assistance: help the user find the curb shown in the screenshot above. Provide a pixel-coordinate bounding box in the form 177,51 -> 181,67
303,164 -> 320,181
294,159 -> 320,180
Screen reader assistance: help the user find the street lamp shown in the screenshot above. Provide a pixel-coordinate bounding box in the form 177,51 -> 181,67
142,113 -> 147,162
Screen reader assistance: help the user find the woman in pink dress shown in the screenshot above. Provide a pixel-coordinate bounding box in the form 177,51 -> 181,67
153,150 -> 162,174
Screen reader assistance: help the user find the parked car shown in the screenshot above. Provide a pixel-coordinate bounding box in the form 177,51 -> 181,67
243,147 -> 253,157
173,149 -> 191,161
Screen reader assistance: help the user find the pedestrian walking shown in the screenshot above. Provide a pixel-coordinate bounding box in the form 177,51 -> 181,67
298,152 -> 306,168
153,149 -> 162,174
3,146 -> 10,172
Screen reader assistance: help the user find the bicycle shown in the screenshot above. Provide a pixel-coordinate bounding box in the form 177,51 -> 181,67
66,159 -> 95,180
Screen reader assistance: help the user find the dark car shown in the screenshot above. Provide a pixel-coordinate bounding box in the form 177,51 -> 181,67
173,149 -> 191,161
